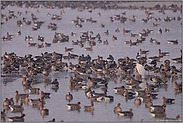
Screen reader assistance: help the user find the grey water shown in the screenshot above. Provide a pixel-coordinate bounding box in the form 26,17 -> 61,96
1,4 -> 182,122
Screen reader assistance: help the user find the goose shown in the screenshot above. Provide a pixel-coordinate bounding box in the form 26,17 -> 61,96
118,108 -> 133,117
44,42 -> 51,47
84,102 -> 95,112
114,103 -> 122,113
66,102 -> 81,111
158,49 -> 169,56
167,40 -> 178,44
8,114 -> 26,122
65,92 -> 73,102
162,96 -> 175,104
104,30 -> 109,35
85,46 -> 93,51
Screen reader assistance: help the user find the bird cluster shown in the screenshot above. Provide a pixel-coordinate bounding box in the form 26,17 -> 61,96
1,1 -> 182,122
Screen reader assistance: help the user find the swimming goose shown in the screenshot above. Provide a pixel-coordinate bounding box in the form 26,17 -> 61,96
84,102 -> 95,112
28,42 -> 37,47
40,91 -> 51,99
40,106 -> 49,118
153,23 -> 160,26
9,102 -> 24,113
115,28 -> 120,33
130,33 -> 138,37
14,91 -> 29,102
167,40 -> 178,44
162,96 -> 175,104
114,103 -> 122,113
65,92 -> 73,102
66,102 -> 81,111
85,46 -> 93,51
112,35 -> 117,41
139,49 -> 149,55
8,114 -> 26,122
44,42 -> 51,47
123,29 -> 131,34
163,115 -> 180,121
134,97 -> 141,106
118,108 -> 133,117
65,47 -> 74,52
104,30 -> 109,35
103,39 -> 109,45
158,49 -> 169,56
158,28 -> 162,34
150,109 -> 166,118
173,82 -> 182,90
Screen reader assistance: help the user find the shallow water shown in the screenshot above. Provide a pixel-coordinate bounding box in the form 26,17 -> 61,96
1,4 -> 182,122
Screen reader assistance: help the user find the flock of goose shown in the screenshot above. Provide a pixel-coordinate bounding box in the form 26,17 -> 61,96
1,1 -> 182,122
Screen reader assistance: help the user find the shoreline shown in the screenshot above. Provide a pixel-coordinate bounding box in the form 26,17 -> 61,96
1,1 -> 182,10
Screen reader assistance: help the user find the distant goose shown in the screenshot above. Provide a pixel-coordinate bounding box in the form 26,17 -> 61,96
40,106 -> 49,118
28,42 -> 37,47
85,46 -> 93,51
84,102 -> 95,112
104,30 -> 109,35
9,102 -> 24,113
149,38 -> 157,43
65,92 -> 73,102
165,28 -> 170,32
65,47 -> 74,52
158,49 -> 169,56
163,115 -> 180,121
112,35 -> 117,41
8,114 -> 26,122
37,43 -> 44,48
158,28 -> 162,34
153,23 -> 160,26
114,103 -> 122,113
139,49 -> 149,55
103,39 -> 109,45
66,102 -> 81,111
173,82 -> 182,90
123,29 -> 131,34
167,40 -> 178,44
162,96 -> 175,104
44,42 -> 51,47
118,108 -> 133,117
150,109 -> 166,118
130,33 -> 138,37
